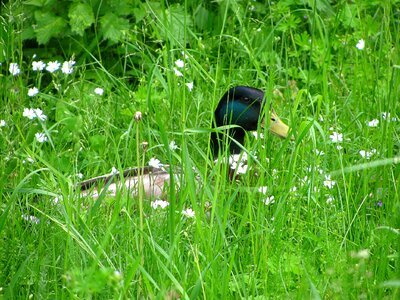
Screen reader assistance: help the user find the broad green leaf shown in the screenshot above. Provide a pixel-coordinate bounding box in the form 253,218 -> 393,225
55,102 -> 83,136
24,0 -> 54,7
194,5 -> 210,31
89,135 -> 107,153
21,27 -> 36,41
133,7 -> 146,23
68,3 -> 95,36
156,4 -> 193,46
55,101 -> 73,122
100,13 -> 129,43
109,0 -> 132,16
302,0 -> 335,17
34,11 -> 67,44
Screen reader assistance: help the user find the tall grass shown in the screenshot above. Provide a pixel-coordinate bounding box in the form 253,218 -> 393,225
1,1 -> 399,298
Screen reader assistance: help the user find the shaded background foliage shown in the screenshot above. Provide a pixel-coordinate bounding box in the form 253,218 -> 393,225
3,0 -> 398,88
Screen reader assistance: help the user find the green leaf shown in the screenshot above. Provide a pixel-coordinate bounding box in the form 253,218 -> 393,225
194,5 -> 210,31
89,135 -> 107,153
21,26 -> 36,41
100,13 -> 129,43
301,0 -> 335,17
294,32 -> 311,52
133,7 -> 146,23
55,101 -> 73,122
339,3 -> 359,29
34,11 -> 67,44
109,0 -> 132,17
68,3 -> 95,36
24,0 -> 54,7
156,4 -> 193,46
56,101 -> 83,134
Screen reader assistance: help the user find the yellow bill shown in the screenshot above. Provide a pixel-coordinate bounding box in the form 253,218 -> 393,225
262,109 -> 290,139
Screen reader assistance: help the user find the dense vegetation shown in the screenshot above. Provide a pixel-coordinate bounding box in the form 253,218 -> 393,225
1,0 -> 399,298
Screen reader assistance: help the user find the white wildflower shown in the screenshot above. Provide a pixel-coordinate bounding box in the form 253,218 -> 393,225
148,157 -> 162,169
302,175 -> 309,185
151,199 -> 170,209
32,61 -> 46,71
359,149 -> 376,159
24,108 -> 47,121
175,59 -> 184,68
9,63 -> 21,76
252,131 -> 264,140
27,87 -> 39,97
114,270 -> 122,277
323,175 -> 336,189
182,207 -> 195,218
356,39 -> 365,50
94,87 -> 104,96
181,51 -> 189,59
263,196 -> 275,205
23,108 -> 36,120
173,67 -> 183,77
46,61 -> 61,72
52,197 -> 60,205
258,186 -> 268,194
34,108 -> 47,121
329,131 -> 343,143
351,249 -> 370,259
185,81 -> 194,92
23,157 -> 35,164
382,112 -> 398,122
21,214 -> 40,224
61,60 -> 76,74
169,140 -> 178,151
35,132 -> 48,143
382,112 -> 390,120
367,119 -> 379,127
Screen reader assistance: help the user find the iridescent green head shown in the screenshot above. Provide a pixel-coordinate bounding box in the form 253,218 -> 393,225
211,86 -> 289,156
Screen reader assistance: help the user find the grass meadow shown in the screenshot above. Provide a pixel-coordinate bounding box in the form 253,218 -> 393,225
1,1 -> 399,299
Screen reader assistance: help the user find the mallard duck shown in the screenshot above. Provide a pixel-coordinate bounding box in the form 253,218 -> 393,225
79,86 -> 290,199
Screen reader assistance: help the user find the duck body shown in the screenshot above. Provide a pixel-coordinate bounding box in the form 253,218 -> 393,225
80,86 -> 289,199
80,166 -> 177,199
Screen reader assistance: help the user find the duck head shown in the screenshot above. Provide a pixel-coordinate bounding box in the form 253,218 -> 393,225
211,86 -> 290,156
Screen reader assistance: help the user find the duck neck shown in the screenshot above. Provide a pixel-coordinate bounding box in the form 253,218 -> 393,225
211,127 -> 246,157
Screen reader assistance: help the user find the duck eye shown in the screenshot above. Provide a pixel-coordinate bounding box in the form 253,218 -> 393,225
242,97 -> 250,102
271,117 -> 276,122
